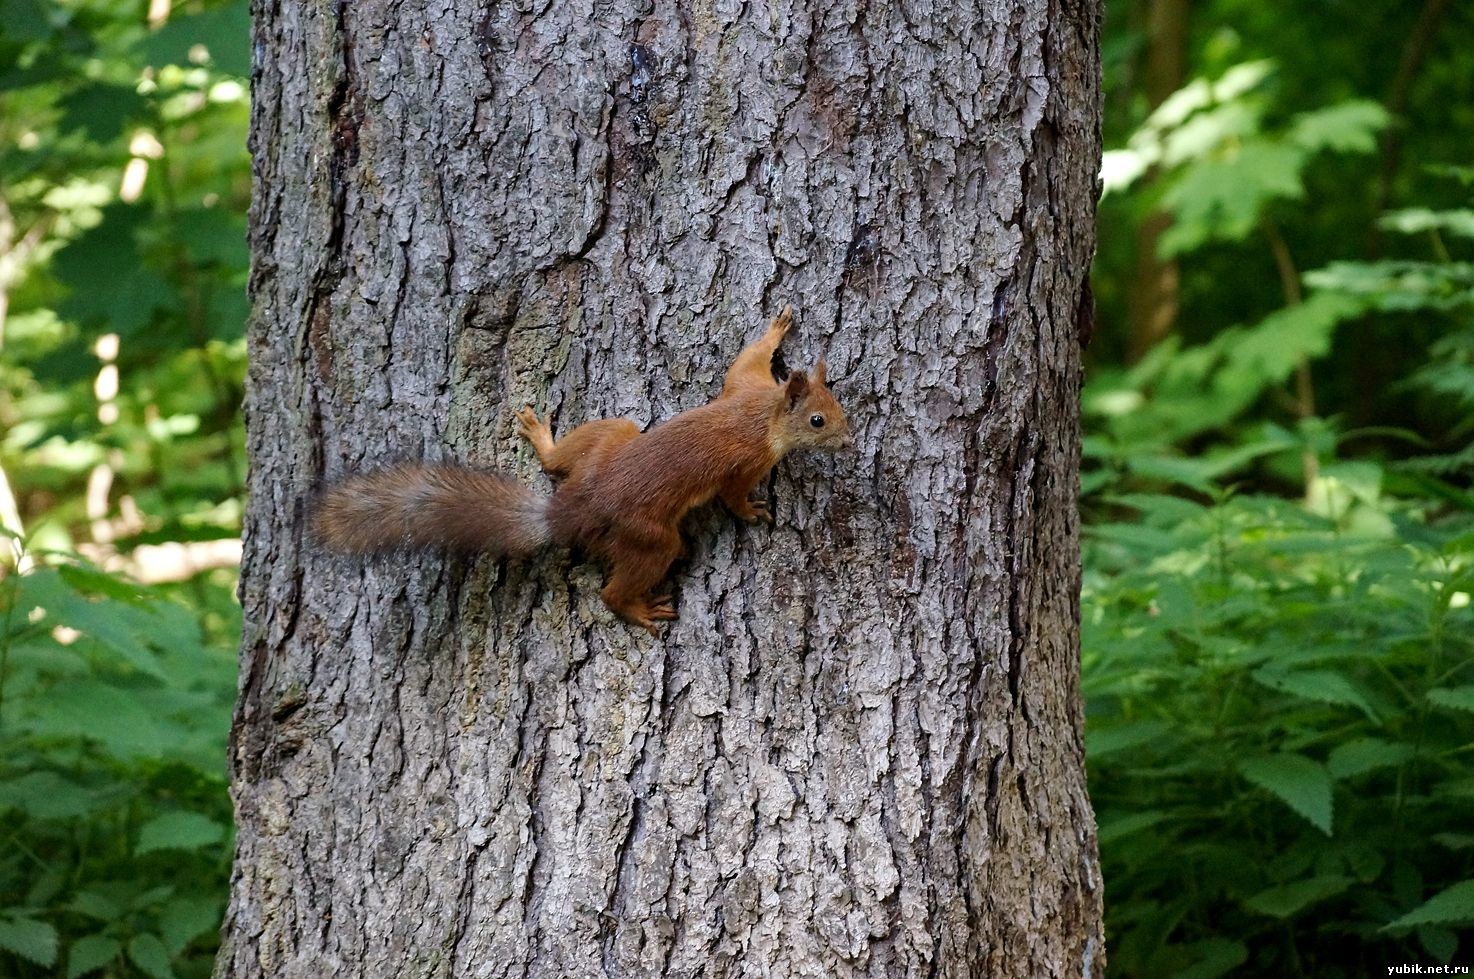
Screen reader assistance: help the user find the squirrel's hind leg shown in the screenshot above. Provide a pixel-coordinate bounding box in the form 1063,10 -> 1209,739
516,408 -> 638,479
601,530 -> 682,635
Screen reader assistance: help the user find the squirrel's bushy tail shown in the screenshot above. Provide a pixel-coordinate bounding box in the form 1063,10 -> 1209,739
313,464 -> 551,556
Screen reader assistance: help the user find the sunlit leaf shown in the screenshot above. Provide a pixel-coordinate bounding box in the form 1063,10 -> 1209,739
1427,687 -> 1474,713
1289,100 -> 1389,154
1380,208 -> 1474,239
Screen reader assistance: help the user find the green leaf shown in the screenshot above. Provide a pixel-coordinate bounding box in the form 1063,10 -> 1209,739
1244,875 -> 1352,917
1385,880 -> 1474,930
54,206 -> 176,336
1160,140 -> 1307,255
1240,753 -> 1334,834
136,811 -> 226,855
127,934 -> 175,979
1381,208 -> 1474,239
1176,939 -> 1248,979
1419,926 -> 1459,964
176,207 -> 248,268
67,934 -> 122,978
158,899 -> 220,954
55,564 -> 151,604
0,771 -> 102,819
1086,720 -> 1170,758
1251,667 -> 1377,720
1427,686 -> 1474,713
57,83 -> 148,143
1096,809 -> 1169,845
1328,738 -> 1415,779
0,917 -> 59,967
137,0 -> 251,76
19,680 -> 164,758
68,890 -> 124,923
51,594 -> 169,680
1230,292 -> 1362,383
0,0 -> 52,43
1288,100 -> 1390,154
0,0 -> 49,40
1433,834 -> 1474,851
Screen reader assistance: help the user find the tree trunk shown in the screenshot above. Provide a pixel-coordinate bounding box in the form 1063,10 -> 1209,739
1126,0 -> 1186,362
222,0 -> 1104,975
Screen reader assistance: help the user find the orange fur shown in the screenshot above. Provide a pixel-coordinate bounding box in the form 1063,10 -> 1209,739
314,464 -> 550,554
315,306 -> 852,633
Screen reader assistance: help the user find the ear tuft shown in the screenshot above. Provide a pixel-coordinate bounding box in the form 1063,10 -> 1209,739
814,359 -> 828,386
784,370 -> 810,409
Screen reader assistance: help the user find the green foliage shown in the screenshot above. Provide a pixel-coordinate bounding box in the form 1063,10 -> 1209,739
0,547 -> 238,979
1089,57 -> 1474,969
1,2 -> 249,977
1084,483 -> 1474,974
1103,62 -> 1388,257
1,0 -> 249,560
1089,5 -> 1474,969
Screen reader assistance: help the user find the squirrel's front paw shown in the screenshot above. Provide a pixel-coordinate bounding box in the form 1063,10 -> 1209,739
514,405 -> 543,436
770,304 -> 793,338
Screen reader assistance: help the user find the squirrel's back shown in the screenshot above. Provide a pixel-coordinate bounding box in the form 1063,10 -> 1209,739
558,396 -> 775,528
314,463 -> 551,555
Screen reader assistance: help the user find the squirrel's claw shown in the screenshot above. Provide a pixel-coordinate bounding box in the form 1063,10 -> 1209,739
628,597 -> 677,635
733,498 -> 772,524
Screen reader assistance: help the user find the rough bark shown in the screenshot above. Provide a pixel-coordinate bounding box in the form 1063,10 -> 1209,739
222,0 -> 1104,975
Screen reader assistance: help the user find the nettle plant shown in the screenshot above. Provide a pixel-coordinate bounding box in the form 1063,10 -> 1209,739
1,1 -> 251,976
0,544 -> 238,979
1083,484 -> 1474,977
1085,99 -> 1474,974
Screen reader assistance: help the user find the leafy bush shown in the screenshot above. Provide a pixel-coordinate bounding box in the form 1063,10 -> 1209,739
1,5 -> 250,973
0,546 -> 238,978
1084,483 -> 1474,976
1086,95 -> 1474,970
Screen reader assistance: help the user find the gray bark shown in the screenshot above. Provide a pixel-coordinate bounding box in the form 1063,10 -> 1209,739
222,0 -> 1104,975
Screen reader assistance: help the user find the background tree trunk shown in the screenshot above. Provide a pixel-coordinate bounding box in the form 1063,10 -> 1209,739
222,0 -> 1103,974
1126,0 -> 1186,362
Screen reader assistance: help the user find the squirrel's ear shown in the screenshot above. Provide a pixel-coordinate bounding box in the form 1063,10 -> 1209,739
813,359 -> 828,386
784,370 -> 810,409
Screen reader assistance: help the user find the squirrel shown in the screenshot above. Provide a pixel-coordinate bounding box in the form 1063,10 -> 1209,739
313,306 -> 852,633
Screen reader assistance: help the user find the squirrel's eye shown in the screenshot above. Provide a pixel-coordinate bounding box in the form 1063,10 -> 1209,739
810,414 -> 825,428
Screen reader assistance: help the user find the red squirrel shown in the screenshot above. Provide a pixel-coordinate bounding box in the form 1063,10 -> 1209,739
314,306 -> 852,632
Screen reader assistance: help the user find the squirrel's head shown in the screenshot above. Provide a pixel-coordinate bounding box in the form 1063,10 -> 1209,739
771,361 -> 853,455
